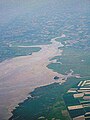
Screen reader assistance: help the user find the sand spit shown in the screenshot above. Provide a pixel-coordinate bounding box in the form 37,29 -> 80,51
0,37 -> 65,120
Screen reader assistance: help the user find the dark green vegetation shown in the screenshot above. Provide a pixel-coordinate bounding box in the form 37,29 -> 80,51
63,80 -> 90,119
9,77 -> 87,120
63,94 -> 80,106
9,77 -> 90,120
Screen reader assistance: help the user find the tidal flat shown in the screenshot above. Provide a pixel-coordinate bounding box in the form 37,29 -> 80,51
0,37 -> 65,120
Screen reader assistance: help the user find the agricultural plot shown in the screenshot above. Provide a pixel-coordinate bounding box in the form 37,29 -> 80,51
63,80 -> 90,120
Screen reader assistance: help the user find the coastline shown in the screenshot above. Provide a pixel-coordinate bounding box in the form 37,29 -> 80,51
0,36 -> 65,120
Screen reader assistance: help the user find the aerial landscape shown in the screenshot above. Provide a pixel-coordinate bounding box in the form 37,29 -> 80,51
0,0 -> 90,120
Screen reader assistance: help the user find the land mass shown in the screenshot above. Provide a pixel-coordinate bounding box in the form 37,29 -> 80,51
0,36 -> 66,120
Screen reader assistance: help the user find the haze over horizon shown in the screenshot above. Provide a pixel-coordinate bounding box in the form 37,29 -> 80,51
0,0 -> 89,24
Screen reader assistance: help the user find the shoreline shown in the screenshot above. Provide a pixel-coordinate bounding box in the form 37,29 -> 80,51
0,36 -> 65,120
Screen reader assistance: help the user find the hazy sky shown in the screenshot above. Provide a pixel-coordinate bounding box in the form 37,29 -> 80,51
0,0 -> 90,25
0,0 -> 47,24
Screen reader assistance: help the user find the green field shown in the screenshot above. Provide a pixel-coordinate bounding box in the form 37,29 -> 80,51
63,80 -> 90,119
9,76 -> 89,120
48,46 -> 90,77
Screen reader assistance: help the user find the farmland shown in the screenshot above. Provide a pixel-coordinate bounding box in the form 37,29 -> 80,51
64,80 -> 90,120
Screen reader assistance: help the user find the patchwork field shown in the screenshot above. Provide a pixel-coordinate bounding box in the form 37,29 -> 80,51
63,80 -> 90,120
